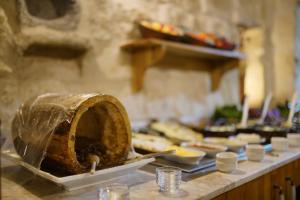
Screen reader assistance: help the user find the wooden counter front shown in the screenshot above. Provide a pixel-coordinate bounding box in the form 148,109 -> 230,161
213,158 -> 300,200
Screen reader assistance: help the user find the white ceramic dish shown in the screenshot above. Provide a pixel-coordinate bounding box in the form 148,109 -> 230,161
162,147 -> 206,165
246,144 -> 265,162
246,152 -> 264,162
223,139 -> 247,153
216,152 -> 238,173
287,133 -> 300,147
216,152 -> 238,163
181,142 -> 227,157
1,150 -> 154,191
271,137 -> 289,152
216,160 -> 237,173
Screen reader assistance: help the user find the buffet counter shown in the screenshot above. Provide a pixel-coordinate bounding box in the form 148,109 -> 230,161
2,146 -> 300,200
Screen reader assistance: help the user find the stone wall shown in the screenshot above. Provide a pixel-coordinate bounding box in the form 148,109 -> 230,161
296,4 -> 300,102
0,0 -> 297,135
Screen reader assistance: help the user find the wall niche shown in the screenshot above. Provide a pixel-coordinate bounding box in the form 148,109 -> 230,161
19,0 -> 80,30
0,0 -> 90,60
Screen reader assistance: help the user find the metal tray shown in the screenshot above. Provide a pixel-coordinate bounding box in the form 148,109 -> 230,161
2,150 -> 154,191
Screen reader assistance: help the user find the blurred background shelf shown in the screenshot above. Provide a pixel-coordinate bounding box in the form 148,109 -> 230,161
121,39 -> 246,93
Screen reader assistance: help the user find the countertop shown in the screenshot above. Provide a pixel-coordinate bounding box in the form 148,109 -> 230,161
2,147 -> 300,200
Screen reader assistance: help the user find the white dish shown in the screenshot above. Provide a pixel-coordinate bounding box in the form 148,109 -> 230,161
246,144 -> 264,151
246,152 -> 264,162
216,152 -> 238,173
271,137 -> 289,152
216,152 -> 238,163
246,144 -> 264,162
287,133 -> 300,147
162,147 -> 206,165
225,140 -> 247,153
181,142 -> 227,157
216,160 -> 237,173
1,150 -> 154,191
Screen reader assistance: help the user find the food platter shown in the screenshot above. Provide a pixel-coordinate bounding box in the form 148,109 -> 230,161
2,150 -> 154,191
150,122 -> 203,143
235,133 -> 266,144
132,132 -> 206,165
204,137 -> 247,153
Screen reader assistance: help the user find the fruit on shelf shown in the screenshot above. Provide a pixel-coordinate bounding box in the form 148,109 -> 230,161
184,32 -> 236,50
140,20 -> 183,36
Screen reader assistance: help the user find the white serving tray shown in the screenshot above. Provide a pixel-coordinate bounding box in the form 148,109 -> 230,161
2,150 -> 154,191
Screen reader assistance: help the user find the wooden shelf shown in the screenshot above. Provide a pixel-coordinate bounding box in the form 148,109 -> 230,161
121,39 -> 246,93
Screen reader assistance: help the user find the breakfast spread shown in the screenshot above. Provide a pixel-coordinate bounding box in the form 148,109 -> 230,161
181,142 -> 228,157
151,122 -> 203,143
236,133 -> 263,144
132,132 -> 173,153
166,145 -> 202,157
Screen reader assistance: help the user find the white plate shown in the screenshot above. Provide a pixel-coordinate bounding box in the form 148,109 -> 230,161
2,150 -> 154,191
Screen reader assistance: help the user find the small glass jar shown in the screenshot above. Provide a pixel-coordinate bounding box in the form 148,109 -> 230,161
156,167 -> 182,194
98,183 -> 129,200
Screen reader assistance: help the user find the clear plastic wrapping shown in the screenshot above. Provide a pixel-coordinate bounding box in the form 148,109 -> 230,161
2,93 -> 132,177
10,94 -> 97,170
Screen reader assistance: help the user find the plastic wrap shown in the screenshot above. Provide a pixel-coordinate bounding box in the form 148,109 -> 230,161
2,93 -> 132,177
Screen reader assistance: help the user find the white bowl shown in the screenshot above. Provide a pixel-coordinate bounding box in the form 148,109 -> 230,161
163,147 -> 206,165
271,137 -> 288,152
216,160 -> 237,173
287,133 -> 300,147
225,140 -> 247,153
246,144 -> 264,152
246,145 -> 264,161
216,152 -> 238,163
181,142 -> 228,157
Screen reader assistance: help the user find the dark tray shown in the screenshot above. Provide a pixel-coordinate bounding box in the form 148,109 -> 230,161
236,125 -> 290,143
236,127 -> 256,133
202,129 -> 237,138
254,128 -> 290,143
190,126 -> 237,138
138,23 -> 184,42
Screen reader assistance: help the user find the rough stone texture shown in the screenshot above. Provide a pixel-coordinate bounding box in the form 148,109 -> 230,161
296,5 -> 300,98
18,0 -> 81,30
0,0 -> 297,138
